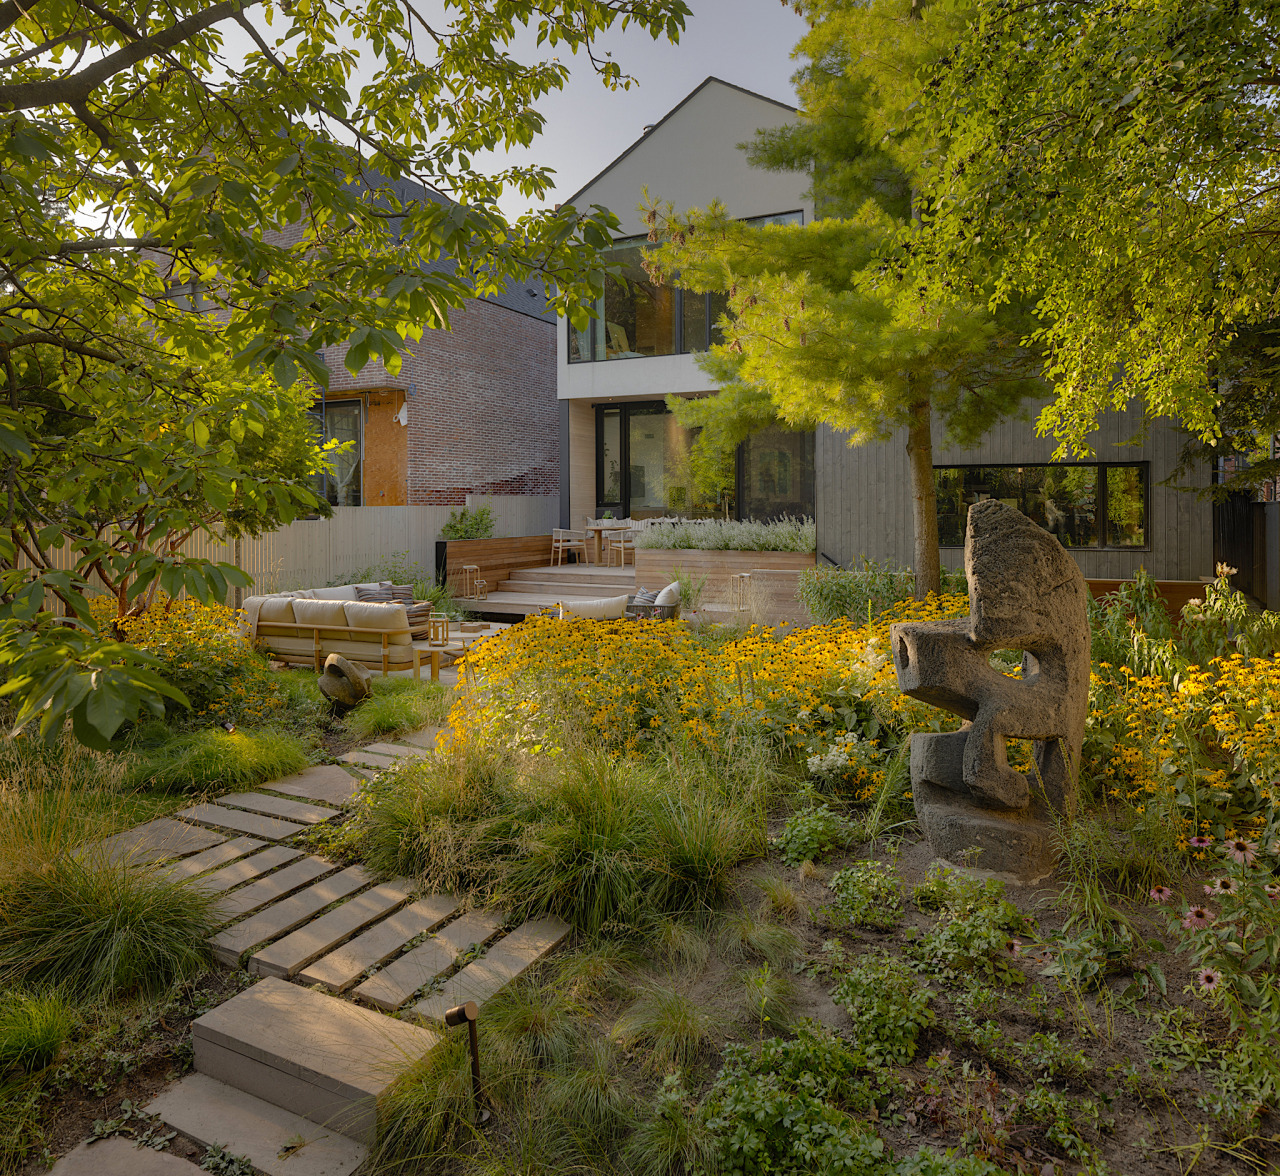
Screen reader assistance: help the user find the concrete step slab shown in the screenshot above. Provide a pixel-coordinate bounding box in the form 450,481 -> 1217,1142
194,844 -> 303,895
175,803 -> 305,842
413,916 -> 572,1022
215,792 -> 337,824
338,749 -> 398,770
297,895 -> 460,992
267,765 -> 361,806
94,818 -> 224,866
193,976 -> 438,1144
47,1137 -> 202,1175
211,866 -> 373,966
144,1072 -> 367,1176
158,836 -> 265,883
360,741 -> 430,759
249,879 -> 412,979
352,910 -> 503,1012
396,727 -> 442,749
211,855 -> 335,920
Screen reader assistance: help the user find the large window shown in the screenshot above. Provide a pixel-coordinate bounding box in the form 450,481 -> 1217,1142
934,463 -> 1148,549
569,212 -> 804,363
739,426 -> 815,521
596,403 -> 724,518
311,400 -> 363,506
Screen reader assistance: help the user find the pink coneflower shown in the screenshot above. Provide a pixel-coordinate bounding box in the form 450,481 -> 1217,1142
1225,838 -> 1258,866
1004,938 -> 1023,958
1182,905 -> 1215,929
1205,878 -> 1239,897
1265,884 -> 1280,902
1189,836 -> 1213,850
1149,885 -> 1175,903
1196,968 -> 1223,994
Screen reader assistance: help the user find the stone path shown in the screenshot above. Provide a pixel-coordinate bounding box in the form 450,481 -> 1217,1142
64,727 -> 572,1174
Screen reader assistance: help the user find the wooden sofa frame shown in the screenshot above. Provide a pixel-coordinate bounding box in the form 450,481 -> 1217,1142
249,619 -> 457,681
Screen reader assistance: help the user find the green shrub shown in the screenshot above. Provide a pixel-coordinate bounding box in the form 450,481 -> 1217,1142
127,726 -> 310,794
440,504 -> 495,540
830,953 -> 935,1067
0,991 -> 74,1073
799,560 -> 967,625
0,854 -> 217,999
908,872 -> 1033,987
775,803 -> 856,866
342,679 -> 448,741
825,861 -> 903,930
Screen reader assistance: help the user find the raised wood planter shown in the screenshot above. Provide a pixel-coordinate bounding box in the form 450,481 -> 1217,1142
436,535 -> 554,596
634,548 -> 816,621
1084,579 -> 1208,621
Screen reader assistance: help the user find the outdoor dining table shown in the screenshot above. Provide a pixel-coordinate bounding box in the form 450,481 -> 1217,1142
584,521 -> 633,564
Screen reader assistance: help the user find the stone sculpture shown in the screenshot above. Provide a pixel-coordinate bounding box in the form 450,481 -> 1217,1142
891,500 -> 1091,881
318,653 -> 372,711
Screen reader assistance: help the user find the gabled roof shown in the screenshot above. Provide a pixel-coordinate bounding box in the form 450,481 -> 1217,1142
558,77 -> 798,210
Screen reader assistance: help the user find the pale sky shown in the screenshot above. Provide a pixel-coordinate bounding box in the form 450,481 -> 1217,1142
479,0 -> 810,219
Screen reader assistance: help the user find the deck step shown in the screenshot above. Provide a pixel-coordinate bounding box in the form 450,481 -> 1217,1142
175,802 -> 306,842
144,1073 -> 367,1176
215,792 -> 337,824
396,727 -> 441,750
194,844 -> 303,895
193,977 -> 438,1143
211,866 -> 372,966
297,895 -> 460,992
413,916 -> 572,1022
249,879 -> 412,979
211,854 -> 335,921
94,818 -> 224,866
360,741 -> 430,759
158,836 -> 265,883
352,910 -> 503,1012
267,764 -> 361,806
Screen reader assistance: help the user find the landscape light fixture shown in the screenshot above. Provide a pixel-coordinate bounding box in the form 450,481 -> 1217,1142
444,1001 -> 489,1123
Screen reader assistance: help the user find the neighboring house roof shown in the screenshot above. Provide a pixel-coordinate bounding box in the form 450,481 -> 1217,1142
558,77 -> 799,210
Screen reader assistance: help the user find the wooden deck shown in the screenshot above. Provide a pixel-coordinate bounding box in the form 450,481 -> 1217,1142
459,563 -> 635,618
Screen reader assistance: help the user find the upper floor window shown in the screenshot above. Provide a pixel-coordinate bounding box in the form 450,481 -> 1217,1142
934,462 -> 1149,549
568,211 -> 804,363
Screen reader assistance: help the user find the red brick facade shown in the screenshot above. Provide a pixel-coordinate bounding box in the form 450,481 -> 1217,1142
324,297 -> 557,506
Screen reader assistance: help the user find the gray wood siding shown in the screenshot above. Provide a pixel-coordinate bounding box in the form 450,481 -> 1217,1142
815,403 -> 1213,582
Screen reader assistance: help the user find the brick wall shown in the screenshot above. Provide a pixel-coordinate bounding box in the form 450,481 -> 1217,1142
324,298 -> 557,506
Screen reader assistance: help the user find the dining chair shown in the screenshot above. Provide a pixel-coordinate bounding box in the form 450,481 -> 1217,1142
551,527 -> 589,566
605,527 -> 637,567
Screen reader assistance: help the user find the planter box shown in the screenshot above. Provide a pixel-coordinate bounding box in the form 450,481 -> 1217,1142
634,548 -> 816,623
436,535 -> 553,595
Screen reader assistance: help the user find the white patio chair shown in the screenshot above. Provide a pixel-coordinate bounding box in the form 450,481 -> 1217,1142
551,527 -> 589,566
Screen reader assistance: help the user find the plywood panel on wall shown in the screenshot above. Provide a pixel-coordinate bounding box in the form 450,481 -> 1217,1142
352,391 -> 409,506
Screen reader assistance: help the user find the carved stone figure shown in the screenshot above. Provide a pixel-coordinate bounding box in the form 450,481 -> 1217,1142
891,500 -> 1091,881
318,653 -> 372,710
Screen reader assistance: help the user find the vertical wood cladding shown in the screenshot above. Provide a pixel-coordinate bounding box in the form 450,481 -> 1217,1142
324,299 -> 556,507
816,403 -> 1213,582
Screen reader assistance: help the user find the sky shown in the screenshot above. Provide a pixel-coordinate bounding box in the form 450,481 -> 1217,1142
476,0 -> 810,220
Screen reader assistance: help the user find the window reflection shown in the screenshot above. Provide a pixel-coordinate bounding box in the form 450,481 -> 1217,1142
1106,465 -> 1147,546
311,401 -> 363,507
741,427 -> 815,520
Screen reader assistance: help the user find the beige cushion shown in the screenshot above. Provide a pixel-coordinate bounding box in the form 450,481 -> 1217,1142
256,596 -> 296,637
312,585 -> 358,601
343,601 -> 412,645
291,599 -> 351,640
653,581 -> 681,607
561,595 -> 629,620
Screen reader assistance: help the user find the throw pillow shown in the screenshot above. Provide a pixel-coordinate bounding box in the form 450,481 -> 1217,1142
388,584 -> 416,603
355,584 -> 394,603
653,581 -> 681,607
632,587 -> 658,606
560,595 -> 629,621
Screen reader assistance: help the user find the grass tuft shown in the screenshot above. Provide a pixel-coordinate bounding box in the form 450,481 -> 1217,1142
739,963 -> 796,1032
0,990 -> 75,1073
756,873 -> 801,922
613,985 -> 725,1073
717,910 -> 802,969
126,726 -> 310,794
342,679 -> 450,741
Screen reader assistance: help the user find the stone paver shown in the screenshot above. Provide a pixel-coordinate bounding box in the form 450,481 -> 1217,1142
352,909 -> 503,1012
193,844 -> 302,894
175,802 -> 305,841
215,791 -> 337,824
338,748 -> 398,770
396,727 -> 441,750
249,879 -> 412,979
157,836 -> 264,883
145,1073 -> 367,1176
48,1137 -> 201,1175
266,764 -> 361,806
210,866 -> 373,966
361,741 -> 430,759
94,818 -> 224,866
413,915 -> 572,1022
211,855 -> 336,923
296,895 -> 460,992
193,977 -> 438,1143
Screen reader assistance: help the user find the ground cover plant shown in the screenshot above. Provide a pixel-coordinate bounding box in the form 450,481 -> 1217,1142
338,564 -> 1280,1174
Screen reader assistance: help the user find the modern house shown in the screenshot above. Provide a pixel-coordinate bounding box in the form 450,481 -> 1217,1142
556,77 -> 1224,591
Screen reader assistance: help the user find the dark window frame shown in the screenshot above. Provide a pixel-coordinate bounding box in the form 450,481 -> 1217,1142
933,461 -> 1151,551
568,211 -> 805,364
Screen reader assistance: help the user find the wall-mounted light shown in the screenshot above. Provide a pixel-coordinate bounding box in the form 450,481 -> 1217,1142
407,383 -> 417,399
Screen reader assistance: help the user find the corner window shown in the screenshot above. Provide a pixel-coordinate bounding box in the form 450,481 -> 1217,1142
310,400 -> 363,507
569,211 -> 804,363
934,463 -> 1148,549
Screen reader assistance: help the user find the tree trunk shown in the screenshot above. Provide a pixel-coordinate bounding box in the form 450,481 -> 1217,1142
906,399 -> 941,599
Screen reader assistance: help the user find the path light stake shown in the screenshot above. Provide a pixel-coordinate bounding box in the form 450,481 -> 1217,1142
444,1001 -> 489,1124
